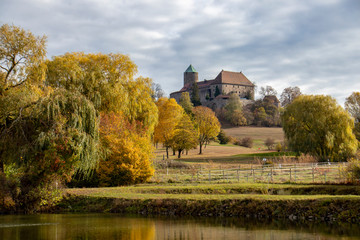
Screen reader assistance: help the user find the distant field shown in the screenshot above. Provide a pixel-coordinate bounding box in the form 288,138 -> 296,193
153,127 -> 289,165
223,126 -> 284,142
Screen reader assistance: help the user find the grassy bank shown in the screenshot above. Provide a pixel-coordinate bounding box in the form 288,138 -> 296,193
50,183 -> 360,223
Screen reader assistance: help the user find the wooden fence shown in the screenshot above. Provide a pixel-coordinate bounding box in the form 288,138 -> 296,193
152,162 -> 349,184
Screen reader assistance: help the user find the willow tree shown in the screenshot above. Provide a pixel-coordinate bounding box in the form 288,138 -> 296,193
46,52 -> 158,133
0,24 -> 47,173
1,89 -> 100,212
282,95 -> 358,161
46,52 -> 158,185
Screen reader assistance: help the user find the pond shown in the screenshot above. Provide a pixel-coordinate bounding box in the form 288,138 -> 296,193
0,214 -> 359,240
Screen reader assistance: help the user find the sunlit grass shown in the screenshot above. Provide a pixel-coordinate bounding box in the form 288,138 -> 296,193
66,182 -> 360,201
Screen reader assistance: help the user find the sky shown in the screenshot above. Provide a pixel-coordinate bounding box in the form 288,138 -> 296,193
1,0 -> 359,105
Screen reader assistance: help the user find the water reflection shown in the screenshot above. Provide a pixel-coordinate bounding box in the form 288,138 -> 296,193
0,214 -> 359,240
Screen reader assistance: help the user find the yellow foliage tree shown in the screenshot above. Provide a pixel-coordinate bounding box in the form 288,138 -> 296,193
153,98 -> 183,158
171,113 -> 198,158
98,112 -> 154,186
193,106 -> 221,154
282,95 -> 358,161
46,52 -> 158,133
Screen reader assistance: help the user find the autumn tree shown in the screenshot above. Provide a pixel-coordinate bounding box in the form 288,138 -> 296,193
193,106 -> 221,154
282,95 -> 358,161
1,89 -> 100,212
171,113 -> 198,158
250,97 -> 280,127
97,112 -> 154,186
179,92 -> 193,114
46,52 -> 158,133
46,52 -> 158,187
280,86 -> 301,107
224,93 -> 246,126
153,98 -> 183,158
0,24 -> 47,173
345,92 -> 360,141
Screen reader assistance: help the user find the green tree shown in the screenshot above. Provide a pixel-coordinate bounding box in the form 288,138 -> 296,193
217,129 -> 230,144
193,106 -> 221,154
179,92 -> 193,114
171,113 -> 198,158
345,92 -> 360,141
1,89 -> 100,212
254,107 -> 267,126
191,82 -> 201,106
282,95 -> 358,161
224,93 -> 246,126
214,86 -> 221,97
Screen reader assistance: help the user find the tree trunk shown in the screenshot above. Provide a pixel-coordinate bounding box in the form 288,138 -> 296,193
0,160 -> 4,173
166,147 -> 169,159
173,149 -> 176,156
178,150 -> 182,158
199,143 -> 203,154
0,150 -> 3,173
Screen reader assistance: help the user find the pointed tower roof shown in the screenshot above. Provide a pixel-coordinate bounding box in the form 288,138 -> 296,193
185,64 -> 197,73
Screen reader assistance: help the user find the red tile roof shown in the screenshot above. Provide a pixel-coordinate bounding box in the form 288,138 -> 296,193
213,70 -> 254,86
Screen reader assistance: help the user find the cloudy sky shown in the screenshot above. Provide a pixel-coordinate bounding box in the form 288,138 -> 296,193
1,0 -> 359,105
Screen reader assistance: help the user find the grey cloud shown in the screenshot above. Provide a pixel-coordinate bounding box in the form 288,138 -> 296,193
1,0 -> 359,105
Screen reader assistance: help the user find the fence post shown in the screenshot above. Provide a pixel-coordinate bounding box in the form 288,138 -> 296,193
271,168 -> 273,182
166,167 -> 168,176
290,168 -> 292,182
209,170 -> 211,183
246,173 -> 249,182
338,165 -> 341,183
237,170 -> 240,182
197,171 -> 199,182
223,170 -> 225,182
312,163 -> 315,183
294,164 -> 297,182
252,169 -> 255,182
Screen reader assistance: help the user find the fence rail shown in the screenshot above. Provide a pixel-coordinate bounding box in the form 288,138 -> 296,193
152,162 -> 348,184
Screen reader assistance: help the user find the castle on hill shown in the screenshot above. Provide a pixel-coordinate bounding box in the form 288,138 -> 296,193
170,65 -> 255,109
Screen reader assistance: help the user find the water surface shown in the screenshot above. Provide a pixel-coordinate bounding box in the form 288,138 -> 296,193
0,214 -> 359,240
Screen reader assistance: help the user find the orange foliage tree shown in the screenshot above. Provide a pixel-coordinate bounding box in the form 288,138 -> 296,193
98,112 -> 154,186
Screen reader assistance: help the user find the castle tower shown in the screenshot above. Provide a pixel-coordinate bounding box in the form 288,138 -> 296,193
184,64 -> 198,86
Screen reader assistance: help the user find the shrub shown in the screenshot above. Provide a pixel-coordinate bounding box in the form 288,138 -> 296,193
235,137 -> 253,148
265,138 -> 275,150
344,158 -> 360,183
217,130 -> 230,144
275,142 -> 282,152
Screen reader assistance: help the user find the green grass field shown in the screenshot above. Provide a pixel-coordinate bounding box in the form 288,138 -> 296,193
66,182 -> 360,201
